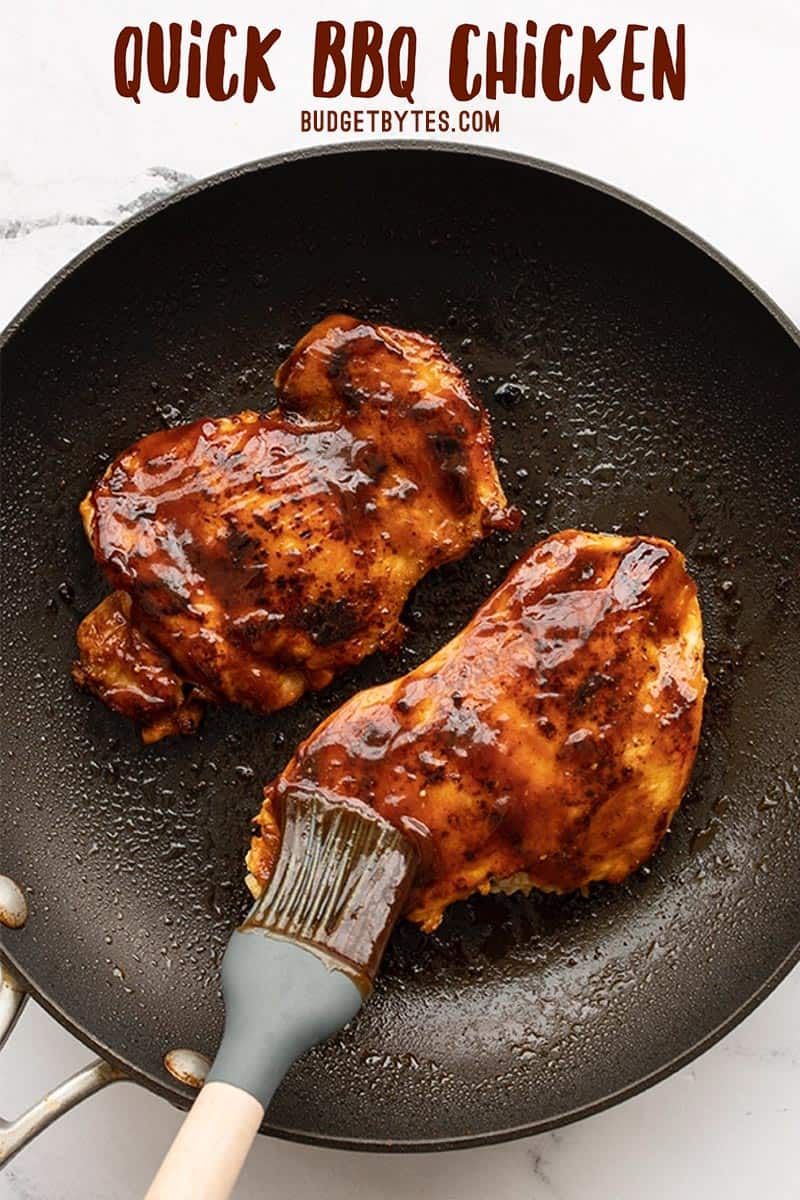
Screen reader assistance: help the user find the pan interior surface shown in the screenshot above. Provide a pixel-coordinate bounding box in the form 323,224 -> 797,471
1,148 -> 798,1149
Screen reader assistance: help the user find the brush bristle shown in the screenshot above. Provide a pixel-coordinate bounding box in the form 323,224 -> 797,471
242,786 -> 417,993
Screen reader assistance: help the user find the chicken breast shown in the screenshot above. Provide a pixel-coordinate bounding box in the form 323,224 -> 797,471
73,315 -> 516,741
248,530 -> 706,931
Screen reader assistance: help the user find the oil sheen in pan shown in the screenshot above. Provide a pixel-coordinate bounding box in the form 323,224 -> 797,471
1,147 -> 798,1149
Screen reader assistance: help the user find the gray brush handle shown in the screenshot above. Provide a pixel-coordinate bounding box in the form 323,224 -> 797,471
207,930 -> 362,1109
145,932 -> 362,1199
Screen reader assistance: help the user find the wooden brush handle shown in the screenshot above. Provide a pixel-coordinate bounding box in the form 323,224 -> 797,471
145,935 -> 364,1199
144,1082 -> 263,1200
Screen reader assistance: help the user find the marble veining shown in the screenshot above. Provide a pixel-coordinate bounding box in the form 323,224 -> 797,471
1,174 -> 797,1200
0,3 -> 797,1194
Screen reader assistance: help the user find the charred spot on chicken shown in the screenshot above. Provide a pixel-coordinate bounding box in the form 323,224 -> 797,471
73,315 -> 517,741
248,530 -> 706,931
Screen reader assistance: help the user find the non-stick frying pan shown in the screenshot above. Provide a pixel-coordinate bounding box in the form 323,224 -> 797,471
1,145 -> 798,1154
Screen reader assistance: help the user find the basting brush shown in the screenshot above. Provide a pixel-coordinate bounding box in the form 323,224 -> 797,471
145,789 -> 416,1200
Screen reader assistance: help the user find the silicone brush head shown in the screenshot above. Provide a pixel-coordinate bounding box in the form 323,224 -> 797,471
242,785 -> 418,995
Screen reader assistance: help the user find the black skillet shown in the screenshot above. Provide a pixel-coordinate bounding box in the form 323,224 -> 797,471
1,144 -> 798,1152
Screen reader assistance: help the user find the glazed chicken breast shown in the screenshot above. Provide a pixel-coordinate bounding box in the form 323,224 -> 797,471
73,315 -> 516,742
248,530 -> 706,931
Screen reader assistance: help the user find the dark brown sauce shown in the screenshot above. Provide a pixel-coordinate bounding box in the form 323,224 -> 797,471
80,316 -> 518,735
252,530 -> 705,927
245,786 -> 417,994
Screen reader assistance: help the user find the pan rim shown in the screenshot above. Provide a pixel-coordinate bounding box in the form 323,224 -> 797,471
1,140 -> 798,1151
2,940 -> 798,1152
2,140 -> 798,351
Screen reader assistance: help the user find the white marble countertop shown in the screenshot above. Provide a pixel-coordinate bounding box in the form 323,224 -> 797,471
1,3 -> 798,1197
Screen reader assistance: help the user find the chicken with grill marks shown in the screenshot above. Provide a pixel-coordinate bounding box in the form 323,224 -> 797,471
73,315 -> 517,742
247,530 -> 705,931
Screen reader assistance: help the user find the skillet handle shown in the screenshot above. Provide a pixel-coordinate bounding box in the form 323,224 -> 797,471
0,962 -> 125,1169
